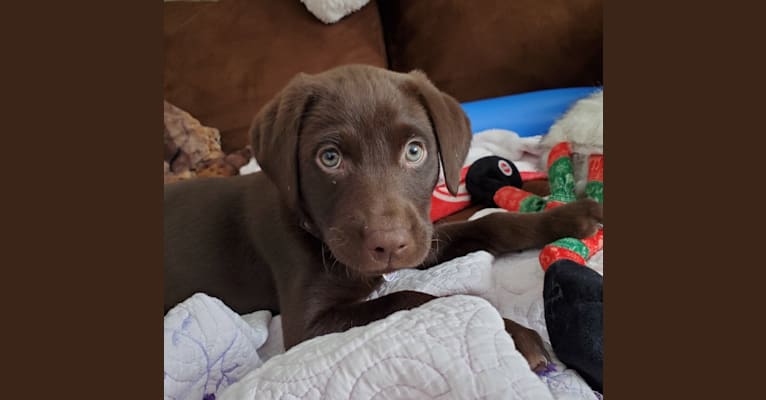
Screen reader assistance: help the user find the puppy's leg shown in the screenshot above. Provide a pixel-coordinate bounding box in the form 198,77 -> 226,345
504,318 -> 551,373
300,290 -> 437,342
424,198 -> 602,268
288,290 -> 549,371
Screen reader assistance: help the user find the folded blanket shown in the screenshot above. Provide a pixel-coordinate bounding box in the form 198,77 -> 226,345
164,294 -> 269,399
165,251 -> 602,400
220,294 -> 554,400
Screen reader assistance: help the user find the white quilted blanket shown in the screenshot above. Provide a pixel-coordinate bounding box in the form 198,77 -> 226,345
165,130 -> 604,400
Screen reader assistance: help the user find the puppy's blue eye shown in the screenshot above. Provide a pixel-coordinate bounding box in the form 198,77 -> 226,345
319,148 -> 342,169
405,141 -> 426,164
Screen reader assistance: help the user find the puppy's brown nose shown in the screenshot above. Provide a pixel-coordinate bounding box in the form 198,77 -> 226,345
366,229 -> 411,264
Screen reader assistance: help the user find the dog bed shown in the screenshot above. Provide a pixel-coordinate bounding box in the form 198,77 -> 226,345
461,87 -> 601,137
165,89 -> 604,400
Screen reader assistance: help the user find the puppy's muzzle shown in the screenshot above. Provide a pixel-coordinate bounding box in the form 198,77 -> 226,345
364,228 -> 412,266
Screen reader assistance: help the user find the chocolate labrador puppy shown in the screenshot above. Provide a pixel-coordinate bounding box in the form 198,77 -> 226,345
164,65 -> 602,371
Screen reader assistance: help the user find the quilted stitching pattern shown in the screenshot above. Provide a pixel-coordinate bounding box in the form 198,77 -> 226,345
219,296 -> 554,400
164,294 -> 269,399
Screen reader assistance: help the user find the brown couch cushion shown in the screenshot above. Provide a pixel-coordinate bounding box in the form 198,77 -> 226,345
379,0 -> 602,102
164,0 -> 387,152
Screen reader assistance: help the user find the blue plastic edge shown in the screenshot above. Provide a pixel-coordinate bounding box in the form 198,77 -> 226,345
460,86 -> 603,137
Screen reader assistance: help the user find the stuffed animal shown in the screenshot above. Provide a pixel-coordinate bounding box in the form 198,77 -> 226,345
465,151 -> 604,392
538,90 -> 603,197
164,101 -> 224,168
464,148 -> 603,271
464,91 -> 605,393
540,91 -> 604,392
163,101 -> 252,184
465,156 -> 545,212
432,155 -> 549,223
537,142 -> 603,270
543,259 -> 603,392
465,88 -> 604,270
300,0 -> 371,24
537,144 -> 604,391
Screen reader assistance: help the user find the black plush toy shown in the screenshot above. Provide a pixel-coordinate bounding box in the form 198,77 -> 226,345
544,259 -> 603,392
465,155 -> 603,392
464,156 -> 523,206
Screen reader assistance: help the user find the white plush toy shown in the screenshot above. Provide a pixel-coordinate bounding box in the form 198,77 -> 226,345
538,90 -> 603,197
300,0 -> 371,24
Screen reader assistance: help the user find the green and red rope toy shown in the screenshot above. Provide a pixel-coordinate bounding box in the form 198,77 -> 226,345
465,142 -> 604,270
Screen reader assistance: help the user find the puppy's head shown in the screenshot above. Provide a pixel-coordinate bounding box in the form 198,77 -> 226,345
251,65 -> 471,276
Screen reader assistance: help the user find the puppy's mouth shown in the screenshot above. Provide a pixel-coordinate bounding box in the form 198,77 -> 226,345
324,229 -> 431,278
363,252 -> 429,276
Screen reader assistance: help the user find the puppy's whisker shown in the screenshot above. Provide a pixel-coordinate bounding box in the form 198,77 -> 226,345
320,243 -> 331,274
432,236 -> 444,253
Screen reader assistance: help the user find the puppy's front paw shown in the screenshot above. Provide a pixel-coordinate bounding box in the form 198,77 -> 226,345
546,199 -> 603,240
506,321 -> 551,373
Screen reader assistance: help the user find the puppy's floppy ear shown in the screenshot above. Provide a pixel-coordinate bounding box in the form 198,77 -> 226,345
250,73 -> 316,214
405,70 -> 472,195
